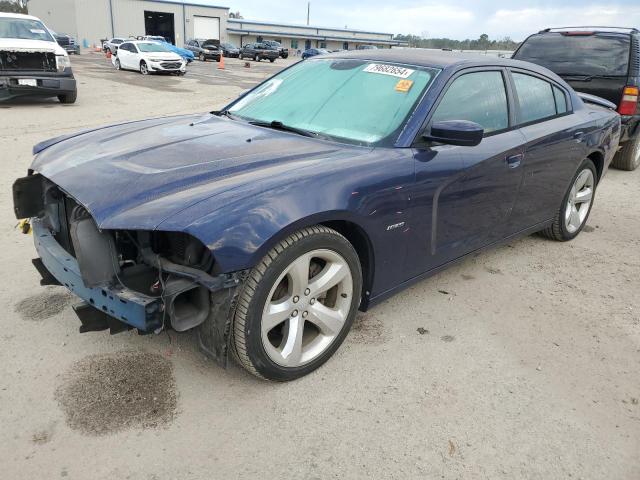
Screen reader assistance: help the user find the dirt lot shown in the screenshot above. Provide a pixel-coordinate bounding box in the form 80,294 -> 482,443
0,53 -> 639,480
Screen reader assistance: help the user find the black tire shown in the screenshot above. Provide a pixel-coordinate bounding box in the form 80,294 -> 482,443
199,52 -> 206,62
140,61 -> 149,75
254,55 -> 260,62
232,226 -> 363,381
540,158 -> 597,241
269,58 -> 275,63
239,53 -> 243,60
114,58 -> 121,70
611,135 -> 640,171
58,90 -> 77,104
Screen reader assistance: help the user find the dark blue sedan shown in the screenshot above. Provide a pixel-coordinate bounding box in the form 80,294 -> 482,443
13,50 -> 621,381
302,47 -> 329,59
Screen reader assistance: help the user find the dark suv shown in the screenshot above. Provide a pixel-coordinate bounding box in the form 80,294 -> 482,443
186,39 -> 221,62
239,43 -> 279,62
513,27 -> 640,170
262,40 -> 289,58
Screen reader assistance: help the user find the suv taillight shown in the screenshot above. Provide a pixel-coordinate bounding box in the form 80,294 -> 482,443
618,86 -> 639,115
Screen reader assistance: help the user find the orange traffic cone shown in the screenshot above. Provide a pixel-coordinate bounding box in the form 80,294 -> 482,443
106,50 -> 112,59
218,52 -> 224,70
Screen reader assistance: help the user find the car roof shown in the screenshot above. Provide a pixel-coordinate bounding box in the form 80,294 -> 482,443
0,12 -> 42,20
321,48 -> 550,73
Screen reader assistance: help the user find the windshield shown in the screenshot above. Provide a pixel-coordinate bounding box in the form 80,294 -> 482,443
228,59 -> 439,145
111,39 -> 124,44
0,18 -> 54,41
202,40 -> 219,48
137,42 -> 171,53
514,33 -> 631,76
147,36 -> 165,41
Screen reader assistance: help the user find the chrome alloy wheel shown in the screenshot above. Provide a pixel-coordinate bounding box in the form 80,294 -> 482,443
565,168 -> 595,233
261,249 -> 353,367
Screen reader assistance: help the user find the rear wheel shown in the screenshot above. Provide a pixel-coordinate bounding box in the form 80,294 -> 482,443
611,135 -> 640,171
58,90 -> 77,104
140,61 -> 149,75
269,58 -> 275,63
540,158 -> 597,241
232,226 -> 362,381
254,54 -> 260,62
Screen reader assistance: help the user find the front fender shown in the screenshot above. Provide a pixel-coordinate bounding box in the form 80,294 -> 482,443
156,148 -> 416,296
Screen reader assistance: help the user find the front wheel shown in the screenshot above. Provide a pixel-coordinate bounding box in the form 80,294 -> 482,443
199,52 -> 206,62
239,53 -> 243,60
540,159 -> 597,241
254,54 -> 260,62
232,226 -> 362,381
269,58 -> 275,63
114,58 -> 121,70
140,61 -> 149,75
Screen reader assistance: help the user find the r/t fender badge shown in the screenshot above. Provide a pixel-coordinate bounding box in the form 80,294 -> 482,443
386,222 -> 405,231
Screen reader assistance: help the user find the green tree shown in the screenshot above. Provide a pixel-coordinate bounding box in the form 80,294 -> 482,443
0,0 -> 28,13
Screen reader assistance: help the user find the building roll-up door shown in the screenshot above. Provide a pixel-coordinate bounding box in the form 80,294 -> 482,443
193,16 -> 220,40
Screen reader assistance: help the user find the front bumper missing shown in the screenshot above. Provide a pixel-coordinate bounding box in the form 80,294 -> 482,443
31,216 -> 247,366
33,218 -> 162,332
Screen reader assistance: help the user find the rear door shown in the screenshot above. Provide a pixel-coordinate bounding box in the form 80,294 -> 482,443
513,32 -> 631,107
507,69 -> 582,229
117,42 -> 132,69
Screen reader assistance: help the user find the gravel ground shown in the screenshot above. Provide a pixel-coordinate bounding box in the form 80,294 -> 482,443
0,53 -> 639,480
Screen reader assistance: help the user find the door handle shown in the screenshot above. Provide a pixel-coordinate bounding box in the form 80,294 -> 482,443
506,153 -> 523,169
573,131 -> 585,141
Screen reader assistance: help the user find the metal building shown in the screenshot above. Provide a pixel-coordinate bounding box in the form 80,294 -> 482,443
29,0 -> 229,48
28,0 -> 406,50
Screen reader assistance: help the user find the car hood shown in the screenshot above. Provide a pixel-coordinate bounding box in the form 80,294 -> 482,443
142,51 -> 182,61
32,114 -> 369,230
0,38 -> 65,55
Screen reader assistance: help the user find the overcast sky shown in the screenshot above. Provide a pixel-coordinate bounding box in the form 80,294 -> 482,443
230,0 -> 640,41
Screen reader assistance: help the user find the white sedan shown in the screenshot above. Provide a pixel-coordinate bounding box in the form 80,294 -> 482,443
112,40 -> 186,75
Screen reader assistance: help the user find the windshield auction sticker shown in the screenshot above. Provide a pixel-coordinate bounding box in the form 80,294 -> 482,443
364,63 -> 415,78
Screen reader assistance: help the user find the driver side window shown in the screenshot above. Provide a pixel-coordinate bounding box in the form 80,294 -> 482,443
431,71 -> 509,133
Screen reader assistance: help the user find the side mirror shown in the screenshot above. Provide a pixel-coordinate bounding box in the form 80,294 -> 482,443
423,120 -> 484,147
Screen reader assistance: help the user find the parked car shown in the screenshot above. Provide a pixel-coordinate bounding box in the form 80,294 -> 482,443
262,40 -> 289,58
0,12 -> 77,103
13,50 -> 620,381
239,42 -> 279,62
112,40 -> 186,75
219,41 -> 240,58
185,38 -> 221,62
302,48 -> 329,59
103,37 -> 125,54
52,32 -> 80,55
140,36 -> 194,63
513,27 -> 640,171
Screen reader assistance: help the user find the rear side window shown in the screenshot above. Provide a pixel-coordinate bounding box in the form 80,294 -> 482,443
512,73 -> 557,124
514,33 -> 631,76
431,71 -> 508,133
553,86 -> 568,114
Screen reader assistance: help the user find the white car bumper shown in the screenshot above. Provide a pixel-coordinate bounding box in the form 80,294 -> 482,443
148,60 -> 186,72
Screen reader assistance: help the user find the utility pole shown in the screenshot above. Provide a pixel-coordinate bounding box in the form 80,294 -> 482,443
306,2 -> 310,26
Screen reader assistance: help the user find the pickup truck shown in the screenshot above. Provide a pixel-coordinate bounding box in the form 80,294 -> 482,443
239,42 -> 279,62
0,12 -> 77,103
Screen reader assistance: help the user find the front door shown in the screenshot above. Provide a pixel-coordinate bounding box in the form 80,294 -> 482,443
409,69 -> 525,276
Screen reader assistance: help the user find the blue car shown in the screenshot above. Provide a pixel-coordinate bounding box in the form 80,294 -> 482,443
13,50 -> 620,381
302,47 -> 329,59
144,35 -> 194,62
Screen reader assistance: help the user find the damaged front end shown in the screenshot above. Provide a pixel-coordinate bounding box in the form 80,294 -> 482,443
13,173 -> 246,366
